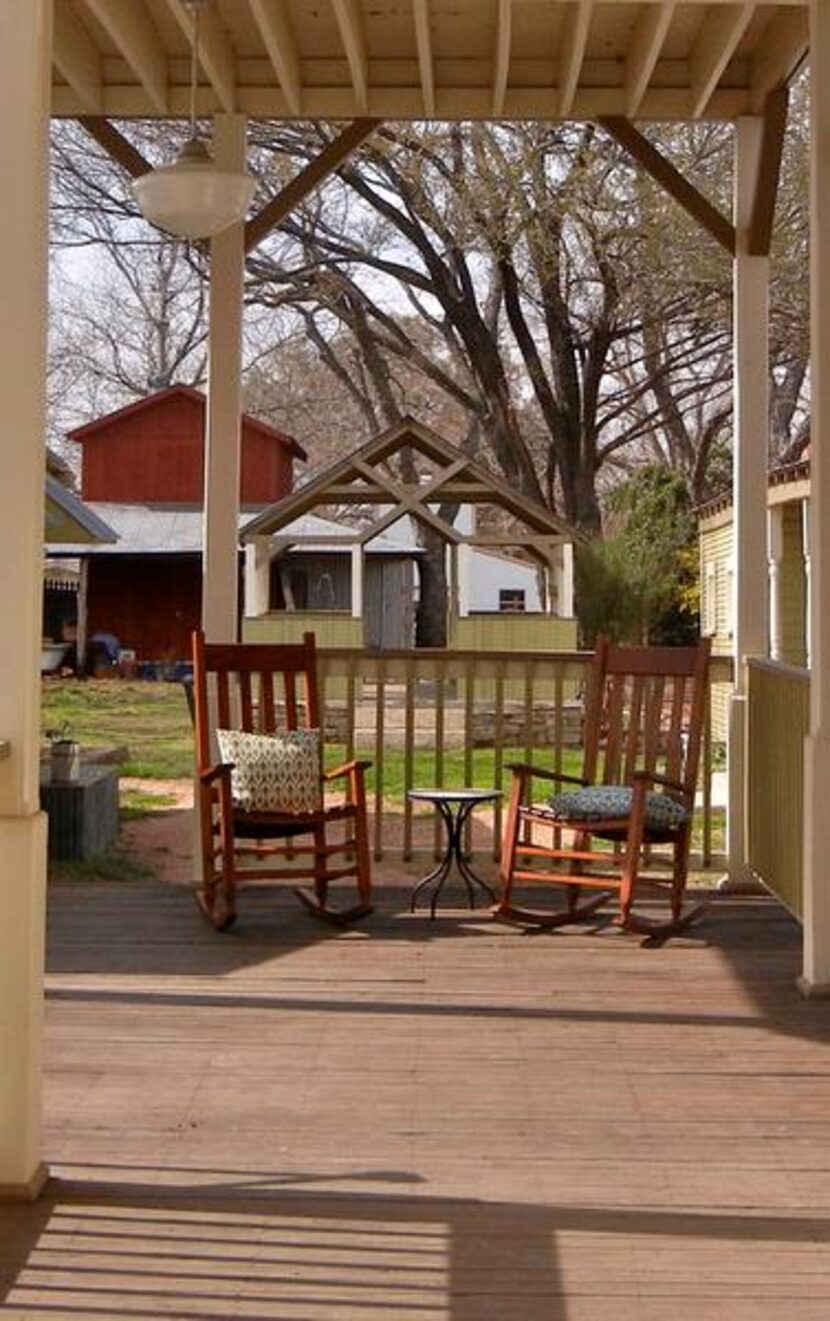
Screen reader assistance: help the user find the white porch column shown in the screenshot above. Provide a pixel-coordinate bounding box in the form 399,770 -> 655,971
801,0 -> 830,992
351,544 -> 364,618
244,538 -> 271,618
202,115 -> 247,642
0,0 -> 51,1199
559,542 -> 575,618
768,504 -> 785,662
724,115 -> 770,887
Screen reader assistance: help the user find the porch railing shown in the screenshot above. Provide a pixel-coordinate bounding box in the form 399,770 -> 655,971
316,646 -> 731,867
747,657 -> 809,919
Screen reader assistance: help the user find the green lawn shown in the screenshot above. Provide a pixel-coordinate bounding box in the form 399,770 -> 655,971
42,677 -> 584,792
41,677 -> 724,852
42,678 -> 195,779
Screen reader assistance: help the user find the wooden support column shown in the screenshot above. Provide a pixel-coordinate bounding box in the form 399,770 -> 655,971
725,116 -> 770,888
202,115 -> 246,642
244,538 -> 271,618
0,0 -> 51,1200
801,0 -> 830,993
350,544 -> 363,619
559,542 -> 575,618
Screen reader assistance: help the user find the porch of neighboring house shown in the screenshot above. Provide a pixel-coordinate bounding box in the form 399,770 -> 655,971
1,876 -> 826,1319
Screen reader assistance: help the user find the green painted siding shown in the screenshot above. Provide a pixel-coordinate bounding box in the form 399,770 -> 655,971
450,614 -> 577,652
243,611 -> 363,648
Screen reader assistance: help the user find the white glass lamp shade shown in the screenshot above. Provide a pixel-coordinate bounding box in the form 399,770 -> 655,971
133,138 -> 255,240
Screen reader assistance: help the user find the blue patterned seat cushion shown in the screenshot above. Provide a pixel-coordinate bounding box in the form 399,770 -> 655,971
547,784 -> 689,831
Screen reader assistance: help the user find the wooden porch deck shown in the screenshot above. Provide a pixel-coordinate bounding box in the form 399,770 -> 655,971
3,878 -> 830,1319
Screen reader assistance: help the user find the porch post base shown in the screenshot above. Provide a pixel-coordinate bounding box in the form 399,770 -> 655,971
717,865 -> 766,895
797,976 -> 830,1000
0,1161 -> 49,1202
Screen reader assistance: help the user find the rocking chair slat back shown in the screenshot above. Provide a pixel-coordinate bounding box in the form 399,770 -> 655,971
583,641 -> 709,795
192,631 -> 320,765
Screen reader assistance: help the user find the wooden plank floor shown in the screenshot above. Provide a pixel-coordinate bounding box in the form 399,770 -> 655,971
3,878 -> 830,1318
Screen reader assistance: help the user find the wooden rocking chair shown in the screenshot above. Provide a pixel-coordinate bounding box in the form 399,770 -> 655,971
192,630 -> 372,931
494,636 -> 711,939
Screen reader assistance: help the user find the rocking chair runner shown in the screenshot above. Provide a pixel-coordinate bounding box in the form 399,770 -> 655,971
494,636 -> 712,938
192,630 -> 372,930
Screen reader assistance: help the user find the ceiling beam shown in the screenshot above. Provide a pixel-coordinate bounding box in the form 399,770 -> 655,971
162,0 -> 236,113
689,2 -> 755,119
331,0 -> 369,113
492,0 -> 512,119
244,118 -> 380,253
600,116 -> 736,255
559,0 -> 593,118
77,116 -> 152,178
747,88 -> 789,257
412,0 -> 435,118
750,7 -> 808,112
249,0 -> 302,117
83,0 -> 169,114
53,4 -> 103,112
624,2 -> 675,118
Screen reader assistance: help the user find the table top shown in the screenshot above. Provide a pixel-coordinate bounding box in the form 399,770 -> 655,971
407,788 -> 502,805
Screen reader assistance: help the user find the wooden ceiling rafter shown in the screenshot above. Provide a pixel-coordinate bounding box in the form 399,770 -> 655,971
50,1 -> 809,124
53,3 -> 103,113
559,0 -> 593,118
492,0 -> 513,120
331,0 -> 370,114
162,0 -> 237,114
689,2 -> 756,120
412,0 -> 436,119
624,2 -> 676,119
82,0 -> 169,114
249,0 -> 303,116
750,7 -> 809,112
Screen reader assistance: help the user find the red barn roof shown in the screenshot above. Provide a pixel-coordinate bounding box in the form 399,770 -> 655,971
68,384 -> 306,460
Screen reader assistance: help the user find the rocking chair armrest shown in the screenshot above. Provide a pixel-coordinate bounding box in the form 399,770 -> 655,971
506,762 -> 587,786
198,762 -> 233,787
323,758 -> 372,782
631,768 -> 690,802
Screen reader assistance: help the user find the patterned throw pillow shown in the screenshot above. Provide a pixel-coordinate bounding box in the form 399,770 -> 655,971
548,784 -> 689,832
216,728 -> 322,814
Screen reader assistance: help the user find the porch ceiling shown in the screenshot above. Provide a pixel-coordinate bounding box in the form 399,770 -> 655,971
51,0 -> 808,125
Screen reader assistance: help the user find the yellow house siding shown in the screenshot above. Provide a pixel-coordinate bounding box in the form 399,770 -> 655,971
699,520 -> 734,743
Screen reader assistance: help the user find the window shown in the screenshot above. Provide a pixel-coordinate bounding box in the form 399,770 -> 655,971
703,563 -> 717,636
499,589 -> 526,613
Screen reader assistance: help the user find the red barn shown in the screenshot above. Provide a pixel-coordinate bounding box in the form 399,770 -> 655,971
51,387 -> 305,667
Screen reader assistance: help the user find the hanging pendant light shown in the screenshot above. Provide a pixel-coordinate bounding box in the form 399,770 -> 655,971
133,0 -> 254,239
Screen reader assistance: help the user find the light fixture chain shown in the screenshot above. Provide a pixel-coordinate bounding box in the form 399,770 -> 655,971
187,0 -> 202,139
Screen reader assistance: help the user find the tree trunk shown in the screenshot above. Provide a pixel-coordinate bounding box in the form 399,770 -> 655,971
414,527 -> 448,647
